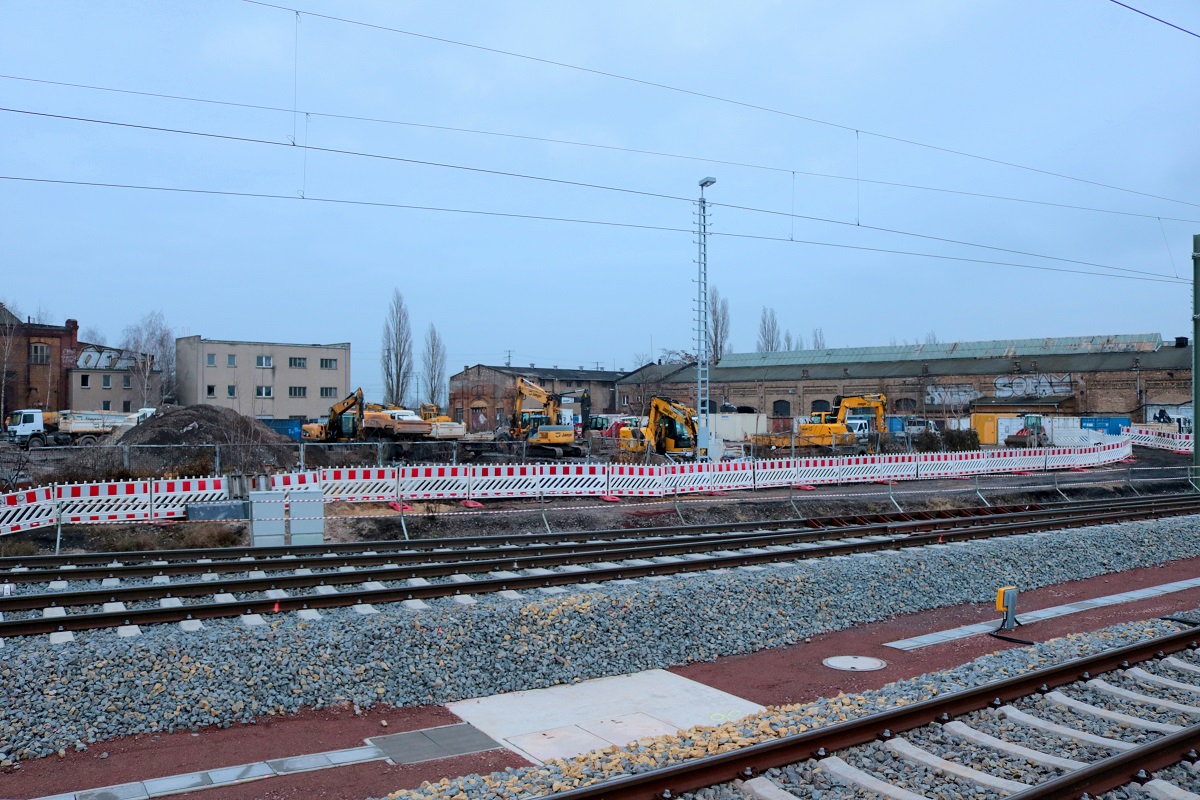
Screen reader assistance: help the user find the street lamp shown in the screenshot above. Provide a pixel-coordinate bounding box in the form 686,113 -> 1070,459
695,177 -> 715,458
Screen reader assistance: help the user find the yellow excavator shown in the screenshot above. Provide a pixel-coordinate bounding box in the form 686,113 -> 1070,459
618,396 -> 706,462
505,377 -> 588,458
753,393 -> 887,455
301,388 -> 365,442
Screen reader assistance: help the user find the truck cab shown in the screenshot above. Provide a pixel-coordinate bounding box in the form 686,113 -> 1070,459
6,409 -> 53,448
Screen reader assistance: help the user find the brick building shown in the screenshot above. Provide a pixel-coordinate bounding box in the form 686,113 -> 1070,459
448,365 -> 623,433
618,333 -> 1191,424
0,303 -> 81,422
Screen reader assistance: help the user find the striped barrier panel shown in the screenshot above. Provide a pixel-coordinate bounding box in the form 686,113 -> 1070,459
916,452 -> 985,478
539,464 -> 609,497
980,449 -> 1049,474
607,465 -> 665,496
837,455 -> 920,484
1122,426 -> 1193,453
876,454 -> 920,481
151,477 -> 229,519
794,457 -> 844,485
753,459 -> 797,489
57,480 -> 152,524
319,468 -> 398,502
661,462 -> 712,495
396,465 -> 471,500
271,471 -> 321,490
1045,447 -> 1086,471
0,486 -> 56,536
708,460 -> 755,491
469,464 -> 542,499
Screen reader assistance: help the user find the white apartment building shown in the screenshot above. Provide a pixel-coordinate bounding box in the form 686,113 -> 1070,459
175,336 -> 351,420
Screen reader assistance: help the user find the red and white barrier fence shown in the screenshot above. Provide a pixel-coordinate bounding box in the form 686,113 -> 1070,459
1124,426 -> 1193,454
0,434 -> 1141,537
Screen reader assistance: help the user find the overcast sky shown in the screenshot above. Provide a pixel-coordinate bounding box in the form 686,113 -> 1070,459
3,1 -> 1199,400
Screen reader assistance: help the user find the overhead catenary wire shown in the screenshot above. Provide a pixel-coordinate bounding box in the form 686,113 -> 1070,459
0,174 -> 1190,286
1107,0 -> 1200,39
240,0 -> 1200,210
5,73 -> 1199,226
2,105 -> 1175,282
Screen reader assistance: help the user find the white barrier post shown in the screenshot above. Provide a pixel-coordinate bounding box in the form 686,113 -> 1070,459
54,483 -> 63,555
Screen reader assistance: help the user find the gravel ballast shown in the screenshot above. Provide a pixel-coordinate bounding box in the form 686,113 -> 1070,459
2,514 -> 1199,767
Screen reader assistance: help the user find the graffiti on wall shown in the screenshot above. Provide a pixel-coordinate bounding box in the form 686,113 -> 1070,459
924,383 -> 982,406
993,373 -> 1073,398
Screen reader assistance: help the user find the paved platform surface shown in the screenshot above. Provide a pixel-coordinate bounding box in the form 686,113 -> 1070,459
884,575 -> 1200,651
36,723 -> 500,800
448,668 -> 764,763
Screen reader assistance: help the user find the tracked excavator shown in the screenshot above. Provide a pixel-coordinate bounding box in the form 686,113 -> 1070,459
504,377 -> 590,458
617,396 -> 706,462
752,393 -> 888,455
301,388 -> 365,442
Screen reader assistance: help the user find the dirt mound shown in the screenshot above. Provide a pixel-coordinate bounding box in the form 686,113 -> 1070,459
119,405 -> 291,447
115,405 -> 300,472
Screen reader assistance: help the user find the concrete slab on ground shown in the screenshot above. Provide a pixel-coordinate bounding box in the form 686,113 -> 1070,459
448,668 -> 763,764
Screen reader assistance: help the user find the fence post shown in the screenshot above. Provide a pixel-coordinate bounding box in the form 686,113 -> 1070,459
376,441 -> 383,467
299,442 -> 305,470
214,445 -> 221,475
122,444 -> 130,470
53,483 -> 63,555
974,474 -> 990,507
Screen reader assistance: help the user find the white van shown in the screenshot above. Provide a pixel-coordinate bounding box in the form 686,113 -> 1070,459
905,418 -> 940,436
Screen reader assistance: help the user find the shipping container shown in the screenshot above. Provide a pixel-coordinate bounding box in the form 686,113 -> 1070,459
1080,417 -> 1131,436
969,412 -> 1019,445
263,418 -> 304,441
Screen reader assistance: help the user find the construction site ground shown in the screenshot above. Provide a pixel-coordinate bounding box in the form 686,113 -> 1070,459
1,447 -> 1188,557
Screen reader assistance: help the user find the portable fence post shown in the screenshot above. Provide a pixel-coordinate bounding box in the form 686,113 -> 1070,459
1054,471 -> 1068,502
214,445 -> 221,475
974,474 -> 990,507
888,479 -> 902,513
53,483 -> 63,555
675,501 -> 686,526
540,490 -> 552,535
399,501 -> 410,541
1127,467 -> 1140,496
148,478 -> 155,521
299,442 -> 305,470
122,444 -> 130,469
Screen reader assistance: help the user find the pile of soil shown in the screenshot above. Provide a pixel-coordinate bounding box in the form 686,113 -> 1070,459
114,405 -> 301,472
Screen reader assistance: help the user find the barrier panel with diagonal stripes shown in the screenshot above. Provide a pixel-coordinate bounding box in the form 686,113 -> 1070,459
661,462 -> 712,495
607,464 -> 665,496
151,477 -> 229,519
57,480 -> 152,524
469,465 -> 542,498
0,486 -> 56,535
539,464 -> 609,497
320,468 -> 398,501
396,465 -> 470,500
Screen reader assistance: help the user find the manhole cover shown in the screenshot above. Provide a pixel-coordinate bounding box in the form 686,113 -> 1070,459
822,656 -> 887,672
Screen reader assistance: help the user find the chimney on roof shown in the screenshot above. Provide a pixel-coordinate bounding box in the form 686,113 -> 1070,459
530,363 -> 535,367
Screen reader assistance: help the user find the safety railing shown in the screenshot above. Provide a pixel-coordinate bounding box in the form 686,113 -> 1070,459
1124,426 -> 1193,454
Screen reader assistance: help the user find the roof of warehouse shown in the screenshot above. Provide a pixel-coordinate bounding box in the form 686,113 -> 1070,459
628,344 -> 1191,385
715,333 -> 1164,369
474,365 -> 625,382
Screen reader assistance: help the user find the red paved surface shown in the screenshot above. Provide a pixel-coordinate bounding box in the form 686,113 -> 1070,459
674,554 -> 1200,705
6,555 -> 1200,800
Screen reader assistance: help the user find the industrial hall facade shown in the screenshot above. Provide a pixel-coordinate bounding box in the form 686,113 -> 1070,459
617,333 -> 1191,425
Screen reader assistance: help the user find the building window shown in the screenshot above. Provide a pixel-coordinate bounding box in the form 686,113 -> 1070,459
122,400 -> 131,412
454,407 -> 464,422
320,387 -> 338,398
256,385 -> 273,398
102,374 -> 112,389
80,374 -> 91,389
772,399 -> 792,417
123,375 -> 131,389
206,385 -> 216,398
102,400 -> 111,411
320,358 -> 337,370
256,355 -> 273,368
289,357 -> 307,369
29,343 -> 50,364
288,386 -> 307,398
811,399 -> 831,413
227,354 -> 236,367
206,353 -> 216,367
495,407 -> 505,423
227,385 -> 236,398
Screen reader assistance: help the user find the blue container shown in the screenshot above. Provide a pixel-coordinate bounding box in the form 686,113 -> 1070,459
263,419 -> 304,441
1080,417 -> 1130,436
885,415 -> 905,433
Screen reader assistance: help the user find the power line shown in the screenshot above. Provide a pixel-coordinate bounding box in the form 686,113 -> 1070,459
1,173 -> 1189,286
1107,0 -> 1200,38
5,73 -> 1199,225
4,105 -> 1173,281
240,0 -> 1200,210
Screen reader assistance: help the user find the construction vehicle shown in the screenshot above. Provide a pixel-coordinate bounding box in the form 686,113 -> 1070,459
751,394 -> 888,455
1003,414 -> 1050,448
618,396 -> 706,462
504,377 -> 589,458
5,407 -> 154,448
301,388 -> 365,442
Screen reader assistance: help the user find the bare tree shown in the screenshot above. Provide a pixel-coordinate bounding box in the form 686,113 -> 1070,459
924,330 -> 940,345
80,326 -> 107,346
783,330 -> 793,351
121,311 -> 173,407
708,286 -> 730,363
30,304 -> 51,324
380,289 -> 414,406
0,301 -> 21,426
811,327 -> 826,350
422,323 -> 447,408
756,307 -> 781,353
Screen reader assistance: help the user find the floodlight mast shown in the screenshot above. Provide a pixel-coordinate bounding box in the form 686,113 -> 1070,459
695,177 -> 716,458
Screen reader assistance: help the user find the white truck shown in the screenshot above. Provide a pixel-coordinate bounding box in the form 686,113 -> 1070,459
5,408 -> 154,448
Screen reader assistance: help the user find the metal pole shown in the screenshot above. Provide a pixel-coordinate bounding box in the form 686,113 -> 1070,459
53,484 -> 62,555
695,177 -> 715,460
1192,233 -> 1200,472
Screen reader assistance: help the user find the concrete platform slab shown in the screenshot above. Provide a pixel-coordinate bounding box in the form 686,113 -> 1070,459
449,668 -> 763,764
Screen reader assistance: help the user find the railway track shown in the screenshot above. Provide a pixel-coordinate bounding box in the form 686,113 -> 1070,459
2,493 -> 1198,639
542,626 -> 1200,800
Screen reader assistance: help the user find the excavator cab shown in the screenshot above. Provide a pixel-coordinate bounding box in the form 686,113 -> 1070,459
658,417 -> 693,454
